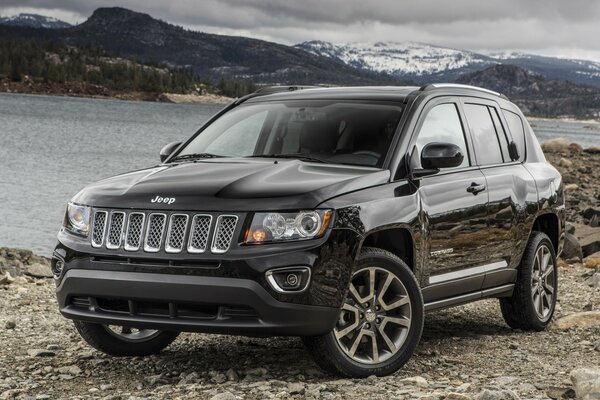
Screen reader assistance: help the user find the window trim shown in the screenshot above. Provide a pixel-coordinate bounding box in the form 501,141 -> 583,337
458,97 -> 523,167
404,96 -> 476,177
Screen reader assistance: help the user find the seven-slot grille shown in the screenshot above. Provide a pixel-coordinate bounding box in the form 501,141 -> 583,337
90,210 -> 237,254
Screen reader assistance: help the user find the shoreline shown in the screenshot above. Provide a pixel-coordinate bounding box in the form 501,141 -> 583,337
0,82 -> 233,105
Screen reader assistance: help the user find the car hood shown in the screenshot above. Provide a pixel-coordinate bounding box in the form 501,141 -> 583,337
71,159 -> 390,211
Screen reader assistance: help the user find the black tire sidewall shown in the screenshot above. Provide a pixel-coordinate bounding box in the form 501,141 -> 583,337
320,247 -> 424,377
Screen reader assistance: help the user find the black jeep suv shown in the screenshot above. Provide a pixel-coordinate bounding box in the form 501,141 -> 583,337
53,85 -> 564,377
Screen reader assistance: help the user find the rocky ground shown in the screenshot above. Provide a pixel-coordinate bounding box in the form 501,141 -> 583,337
1,140 -> 600,400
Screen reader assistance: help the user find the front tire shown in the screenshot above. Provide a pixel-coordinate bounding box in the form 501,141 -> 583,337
500,232 -> 558,330
304,247 -> 424,377
74,321 -> 179,356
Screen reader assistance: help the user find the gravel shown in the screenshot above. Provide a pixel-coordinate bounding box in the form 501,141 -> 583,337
0,261 -> 598,399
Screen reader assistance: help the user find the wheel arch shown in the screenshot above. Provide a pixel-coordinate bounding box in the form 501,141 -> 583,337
357,226 -> 419,280
530,212 -> 560,252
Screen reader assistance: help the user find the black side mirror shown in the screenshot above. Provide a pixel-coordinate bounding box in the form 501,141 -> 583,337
421,142 -> 464,169
159,141 -> 182,162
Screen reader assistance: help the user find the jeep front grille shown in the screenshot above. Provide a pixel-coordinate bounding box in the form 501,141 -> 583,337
90,210 -> 238,254
212,215 -> 238,254
106,212 -> 125,249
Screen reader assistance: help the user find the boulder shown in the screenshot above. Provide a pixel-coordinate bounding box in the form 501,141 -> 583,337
583,207 -> 600,220
24,263 -> 53,279
569,143 -> 584,153
558,157 -> 573,168
585,272 -> 600,288
541,138 -> 570,153
570,368 -> 600,399
477,389 -> 519,400
552,311 -> 600,330
584,146 -> 600,154
562,232 -> 583,260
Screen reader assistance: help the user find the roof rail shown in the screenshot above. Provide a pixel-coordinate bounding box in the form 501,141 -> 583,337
420,83 -> 507,99
232,85 -> 320,105
254,85 -> 321,95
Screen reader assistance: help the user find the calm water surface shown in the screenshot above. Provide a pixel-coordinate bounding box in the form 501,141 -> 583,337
0,93 -> 598,255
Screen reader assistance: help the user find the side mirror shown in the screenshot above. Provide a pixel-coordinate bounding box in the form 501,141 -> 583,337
159,141 -> 182,162
421,142 -> 464,169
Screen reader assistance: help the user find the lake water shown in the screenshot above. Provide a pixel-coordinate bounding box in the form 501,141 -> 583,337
0,92 -> 598,256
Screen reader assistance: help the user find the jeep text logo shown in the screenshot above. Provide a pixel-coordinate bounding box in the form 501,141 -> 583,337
150,196 -> 176,205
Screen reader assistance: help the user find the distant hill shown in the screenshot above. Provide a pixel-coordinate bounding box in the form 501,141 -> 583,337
296,41 -> 600,88
0,7 -> 399,86
457,64 -> 600,118
0,13 -> 72,29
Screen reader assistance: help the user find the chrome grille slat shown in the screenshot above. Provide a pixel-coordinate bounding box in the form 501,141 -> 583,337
188,214 -> 212,253
144,213 -> 167,253
165,214 -> 189,253
211,215 -> 238,254
124,213 -> 145,251
106,212 -> 125,249
91,211 -> 108,248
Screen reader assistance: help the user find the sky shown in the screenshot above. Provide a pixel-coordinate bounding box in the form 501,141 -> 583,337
2,0 -> 600,61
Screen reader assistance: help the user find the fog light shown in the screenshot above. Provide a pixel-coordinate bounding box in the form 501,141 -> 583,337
266,267 -> 311,293
286,273 -> 299,286
52,259 -> 64,279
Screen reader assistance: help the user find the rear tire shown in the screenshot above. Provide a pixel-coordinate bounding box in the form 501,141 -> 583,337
500,232 -> 558,331
303,247 -> 424,377
74,321 -> 179,356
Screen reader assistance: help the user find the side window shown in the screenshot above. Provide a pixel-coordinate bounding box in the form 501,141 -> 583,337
489,107 -> 511,162
204,111 -> 268,156
503,109 -> 526,161
463,103 -> 503,165
414,103 -> 469,169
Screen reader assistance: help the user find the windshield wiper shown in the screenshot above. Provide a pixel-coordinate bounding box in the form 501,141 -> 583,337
247,153 -> 330,163
170,153 -> 225,162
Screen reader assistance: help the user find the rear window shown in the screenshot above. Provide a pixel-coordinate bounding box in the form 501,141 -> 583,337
463,103 -> 504,165
503,109 -> 526,161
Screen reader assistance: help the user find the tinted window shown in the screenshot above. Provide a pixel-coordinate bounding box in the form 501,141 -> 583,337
415,103 -> 469,169
503,109 -> 526,160
463,103 -> 503,165
489,107 -> 511,162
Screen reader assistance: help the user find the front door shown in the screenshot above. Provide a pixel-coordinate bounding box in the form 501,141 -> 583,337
408,99 -> 490,299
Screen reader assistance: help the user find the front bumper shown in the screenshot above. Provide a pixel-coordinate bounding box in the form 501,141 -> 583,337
56,268 -> 339,336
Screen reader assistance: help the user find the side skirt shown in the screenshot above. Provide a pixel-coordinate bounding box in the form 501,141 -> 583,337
424,284 -> 514,312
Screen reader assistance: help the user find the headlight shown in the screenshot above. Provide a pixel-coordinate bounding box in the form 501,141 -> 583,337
63,202 -> 91,237
244,210 -> 333,244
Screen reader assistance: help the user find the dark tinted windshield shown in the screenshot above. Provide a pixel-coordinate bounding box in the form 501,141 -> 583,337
176,100 -> 403,167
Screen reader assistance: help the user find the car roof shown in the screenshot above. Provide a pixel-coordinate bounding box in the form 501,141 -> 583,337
243,84 -> 508,104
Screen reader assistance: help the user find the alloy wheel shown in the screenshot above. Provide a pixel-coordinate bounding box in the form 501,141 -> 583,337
531,244 -> 555,320
334,266 -> 412,364
103,325 -> 161,342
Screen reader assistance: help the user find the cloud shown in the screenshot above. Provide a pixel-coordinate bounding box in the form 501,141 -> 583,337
1,0 -> 600,60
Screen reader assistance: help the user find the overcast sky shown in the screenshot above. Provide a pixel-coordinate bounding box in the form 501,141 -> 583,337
2,0 -> 600,61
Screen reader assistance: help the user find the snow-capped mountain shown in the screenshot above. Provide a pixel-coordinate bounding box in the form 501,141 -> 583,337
0,13 -> 72,29
296,41 -> 600,88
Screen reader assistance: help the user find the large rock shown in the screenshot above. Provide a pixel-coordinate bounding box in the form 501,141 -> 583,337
477,389 -> 519,400
24,263 -> 53,278
563,232 -> 583,260
541,138 -> 570,153
573,223 -> 600,258
552,311 -> 600,330
570,368 -> 600,399
584,146 -> 600,154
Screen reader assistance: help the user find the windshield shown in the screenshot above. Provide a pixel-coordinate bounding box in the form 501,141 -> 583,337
175,100 -> 403,168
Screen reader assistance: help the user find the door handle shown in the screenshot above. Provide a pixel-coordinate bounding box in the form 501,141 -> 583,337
467,182 -> 486,195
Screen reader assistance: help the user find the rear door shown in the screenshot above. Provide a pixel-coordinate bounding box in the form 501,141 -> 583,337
460,98 -> 536,289
409,97 -> 489,299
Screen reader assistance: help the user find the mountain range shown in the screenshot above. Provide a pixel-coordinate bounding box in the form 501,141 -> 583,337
0,13 -> 72,29
1,7 -> 600,117
296,41 -> 600,88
